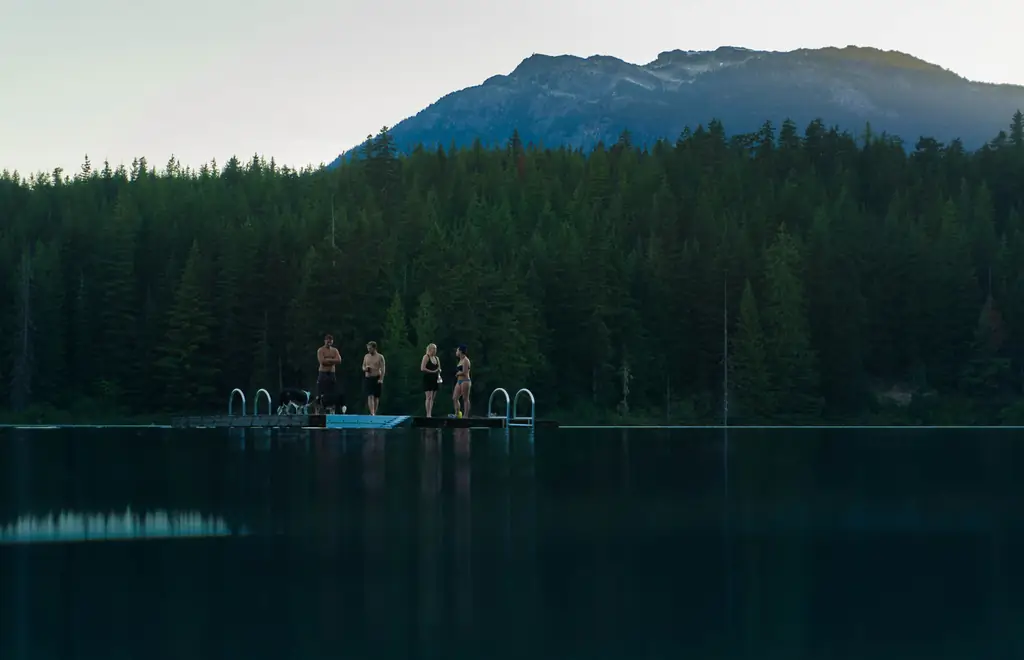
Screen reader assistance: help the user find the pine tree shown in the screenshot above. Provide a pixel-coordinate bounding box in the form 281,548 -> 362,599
481,275 -> 540,393
960,292 -> 1011,397
213,223 -> 257,393
1009,110 -> 1023,149
95,193 -> 139,403
805,205 -> 866,409
762,224 -> 822,421
411,290 -> 439,352
0,237 -> 12,401
286,246 -> 321,381
730,280 -> 773,422
30,241 -> 65,406
157,241 -> 218,412
923,199 -> 981,387
8,249 -> 33,412
381,291 -> 414,412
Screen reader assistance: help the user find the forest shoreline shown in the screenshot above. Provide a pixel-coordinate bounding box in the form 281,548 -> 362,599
4,116 -> 1024,423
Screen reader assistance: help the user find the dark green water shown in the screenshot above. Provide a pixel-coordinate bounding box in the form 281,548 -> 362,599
1,426 -> 1023,659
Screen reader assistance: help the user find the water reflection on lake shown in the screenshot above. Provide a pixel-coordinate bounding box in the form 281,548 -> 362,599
0,508 -> 238,544
1,425 -> 1022,659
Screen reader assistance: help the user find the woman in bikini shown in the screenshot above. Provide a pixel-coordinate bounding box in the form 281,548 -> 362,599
452,344 -> 471,419
420,343 -> 441,417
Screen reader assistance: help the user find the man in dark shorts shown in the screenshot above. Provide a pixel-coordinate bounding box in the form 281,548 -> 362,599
316,334 -> 346,413
361,341 -> 386,415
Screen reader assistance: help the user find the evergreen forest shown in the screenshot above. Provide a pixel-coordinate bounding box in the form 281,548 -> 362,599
3,112 -> 1024,425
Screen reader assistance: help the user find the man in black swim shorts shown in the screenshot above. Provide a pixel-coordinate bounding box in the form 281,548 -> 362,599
361,341 -> 386,415
316,334 -> 345,413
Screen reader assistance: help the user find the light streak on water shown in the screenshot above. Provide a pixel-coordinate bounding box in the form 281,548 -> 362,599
0,507 -> 246,544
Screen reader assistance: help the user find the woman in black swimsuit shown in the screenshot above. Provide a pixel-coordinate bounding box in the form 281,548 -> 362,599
419,343 -> 441,417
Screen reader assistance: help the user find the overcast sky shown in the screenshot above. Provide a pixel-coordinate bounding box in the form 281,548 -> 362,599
2,0 -> 1019,175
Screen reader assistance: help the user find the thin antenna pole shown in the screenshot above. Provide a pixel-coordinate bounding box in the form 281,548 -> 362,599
723,271 -> 729,427
330,195 -> 337,268
721,269 -> 731,628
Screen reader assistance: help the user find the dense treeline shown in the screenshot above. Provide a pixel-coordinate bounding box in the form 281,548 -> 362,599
2,112 -> 1024,424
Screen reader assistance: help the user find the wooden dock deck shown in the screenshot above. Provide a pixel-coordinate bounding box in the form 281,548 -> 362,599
170,414 -> 557,430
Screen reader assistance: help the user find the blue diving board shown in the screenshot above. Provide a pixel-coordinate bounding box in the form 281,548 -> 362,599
324,414 -> 411,429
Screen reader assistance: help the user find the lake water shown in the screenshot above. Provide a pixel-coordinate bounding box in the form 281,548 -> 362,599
1,426 -> 1022,659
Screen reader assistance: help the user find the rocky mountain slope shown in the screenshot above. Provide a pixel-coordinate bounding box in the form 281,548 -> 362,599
331,46 -> 1024,164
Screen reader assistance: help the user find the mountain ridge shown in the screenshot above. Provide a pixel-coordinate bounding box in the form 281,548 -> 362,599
330,45 -> 1024,166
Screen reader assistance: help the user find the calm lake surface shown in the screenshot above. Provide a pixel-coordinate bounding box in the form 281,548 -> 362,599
1,426 -> 1022,659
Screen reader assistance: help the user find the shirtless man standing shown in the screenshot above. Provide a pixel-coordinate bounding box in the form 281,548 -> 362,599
362,341 -> 386,415
452,344 -> 472,419
316,334 -> 345,413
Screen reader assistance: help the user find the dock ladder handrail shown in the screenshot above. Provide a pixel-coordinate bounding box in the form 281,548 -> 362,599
254,389 -> 272,415
228,388 -> 247,416
488,388 -> 511,425
510,388 -> 536,427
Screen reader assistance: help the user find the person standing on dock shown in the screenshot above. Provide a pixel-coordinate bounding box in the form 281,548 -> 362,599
317,334 -> 344,413
452,345 -> 472,419
420,343 -> 441,417
362,341 -> 386,415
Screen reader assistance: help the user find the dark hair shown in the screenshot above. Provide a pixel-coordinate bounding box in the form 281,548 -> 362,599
367,341 -> 377,349
457,344 -> 467,354
324,334 -> 333,341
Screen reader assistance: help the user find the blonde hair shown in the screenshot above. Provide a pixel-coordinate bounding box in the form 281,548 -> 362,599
426,343 -> 437,354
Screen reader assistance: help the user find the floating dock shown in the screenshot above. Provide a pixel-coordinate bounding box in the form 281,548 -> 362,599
179,385 -> 556,430
170,414 -> 558,430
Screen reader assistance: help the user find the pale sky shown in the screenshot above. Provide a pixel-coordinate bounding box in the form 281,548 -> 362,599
1,0 -> 1017,176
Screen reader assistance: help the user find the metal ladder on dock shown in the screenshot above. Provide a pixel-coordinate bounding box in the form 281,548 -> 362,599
228,389 -> 246,416
227,388 -> 272,416
254,389 -> 271,415
488,387 -> 536,428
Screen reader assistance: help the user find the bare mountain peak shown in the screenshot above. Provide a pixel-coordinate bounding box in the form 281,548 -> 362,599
801,45 -> 962,77
509,45 -> 968,80
510,52 -> 636,80
333,45 -> 1024,166
510,53 -> 584,76
651,46 -> 757,64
